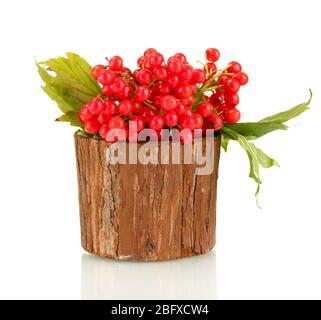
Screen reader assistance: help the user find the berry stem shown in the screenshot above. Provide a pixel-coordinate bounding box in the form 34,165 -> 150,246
143,101 -> 158,110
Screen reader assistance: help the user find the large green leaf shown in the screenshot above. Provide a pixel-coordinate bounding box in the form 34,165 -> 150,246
224,89 -> 312,140
37,52 -> 101,118
224,121 -> 287,140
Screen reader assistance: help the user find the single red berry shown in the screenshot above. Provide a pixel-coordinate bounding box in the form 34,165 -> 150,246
84,117 -> 100,134
149,114 -> 164,131
173,53 -> 187,64
97,69 -> 116,85
197,102 -> 213,118
88,98 -> 104,115
179,64 -> 194,82
174,103 -> 187,116
102,85 -> 114,97
154,66 -> 168,81
223,108 -> 241,123
121,67 -> 132,76
137,56 -> 145,68
166,58 -> 183,74
136,69 -> 153,85
154,82 -> 171,95
97,113 -> 111,125
163,110 -> 178,127
175,83 -> 193,99
192,69 -> 206,83
111,78 -> 127,95
224,78 -> 240,93
167,74 -> 179,87
118,84 -> 132,99
79,105 -> 92,123
227,61 -> 242,74
180,114 -> 194,130
103,101 -> 117,116
135,85 -> 151,102
109,56 -> 123,71
130,115 -> 145,132
144,48 -> 157,57
193,113 -> 204,129
91,65 -> 106,80
209,92 -> 224,107
180,95 -> 195,107
108,115 -> 125,129
204,62 -> 217,74
205,114 -> 223,130
158,95 -> 177,111
148,52 -> 164,67
235,72 -> 249,85
139,107 -> 156,122
118,99 -> 133,116
205,48 -> 220,62
99,124 -> 109,139
132,101 -> 143,114
224,93 -> 240,106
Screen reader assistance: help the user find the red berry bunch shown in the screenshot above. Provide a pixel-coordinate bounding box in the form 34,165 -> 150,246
79,48 -> 248,143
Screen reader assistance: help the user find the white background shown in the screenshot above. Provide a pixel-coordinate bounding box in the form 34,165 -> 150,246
0,0 -> 320,299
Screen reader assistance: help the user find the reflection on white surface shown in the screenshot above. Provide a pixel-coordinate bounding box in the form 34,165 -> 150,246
81,252 -> 217,300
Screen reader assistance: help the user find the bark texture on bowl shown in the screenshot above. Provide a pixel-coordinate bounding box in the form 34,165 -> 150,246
75,134 -> 221,261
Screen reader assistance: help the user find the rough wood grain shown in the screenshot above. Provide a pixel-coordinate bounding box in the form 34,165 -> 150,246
75,134 -> 221,261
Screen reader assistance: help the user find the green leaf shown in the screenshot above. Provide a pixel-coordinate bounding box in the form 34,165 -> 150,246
37,52 -> 101,126
221,126 -> 279,206
75,129 -> 94,138
259,89 -> 312,123
221,134 -> 230,152
56,112 -> 83,127
224,121 -> 287,140
224,89 -> 312,140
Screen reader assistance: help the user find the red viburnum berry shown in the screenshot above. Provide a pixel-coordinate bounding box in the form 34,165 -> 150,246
109,56 -> 123,71
154,66 -> 168,81
192,69 -> 206,83
84,117 -> 100,134
235,72 -> 249,85
197,102 -> 213,118
130,115 -> 145,132
108,115 -> 125,129
118,99 -> 133,116
163,110 -> 178,127
91,65 -> 106,80
135,85 -> 151,102
158,95 -> 177,111
227,61 -> 242,74
97,69 -> 116,86
149,114 -> 164,131
79,105 -> 92,123
136,69 -> 153,85
223,108 -> 241,123
175,83 -> 193,99
88,98 -> 104,115
180,114 -> 194,130
205,48 -> 220,62
167,58 -> 183,74
148,52 -> 164,67
205,114 -> 223,130
224,78 -> 240,94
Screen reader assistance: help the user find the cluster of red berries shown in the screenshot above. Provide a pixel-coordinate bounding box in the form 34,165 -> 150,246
79,48 -> 248,143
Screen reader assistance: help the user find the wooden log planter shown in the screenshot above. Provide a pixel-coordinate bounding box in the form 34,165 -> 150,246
75,133 -> 221,261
